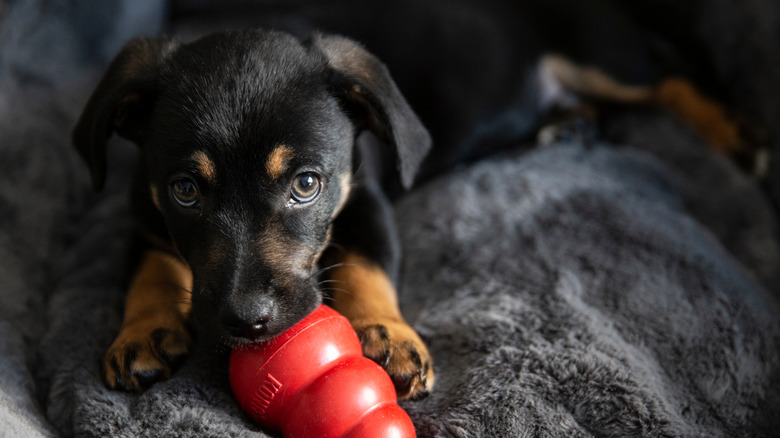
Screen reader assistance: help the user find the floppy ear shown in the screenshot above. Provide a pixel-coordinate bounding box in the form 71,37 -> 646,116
312,33 -> 432,189
72,37 -> 178,191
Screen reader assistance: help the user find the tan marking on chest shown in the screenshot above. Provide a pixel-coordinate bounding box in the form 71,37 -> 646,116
266,145 -> 294,179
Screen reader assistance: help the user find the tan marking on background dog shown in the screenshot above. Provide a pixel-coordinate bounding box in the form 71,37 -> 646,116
266,145 -> 294,179
540,54 -> 654,104
541,56 -> 748,158
191,151 -> 216,181
653,78 -> 742,155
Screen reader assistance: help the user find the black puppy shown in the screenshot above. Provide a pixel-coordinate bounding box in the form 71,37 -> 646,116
73,30 -> 433,400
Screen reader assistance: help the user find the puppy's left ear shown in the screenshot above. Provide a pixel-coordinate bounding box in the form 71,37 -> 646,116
312,33 -> 432,189
72,37 -> 177,191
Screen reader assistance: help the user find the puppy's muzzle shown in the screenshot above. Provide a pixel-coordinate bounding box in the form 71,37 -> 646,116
219,294 -> 276,341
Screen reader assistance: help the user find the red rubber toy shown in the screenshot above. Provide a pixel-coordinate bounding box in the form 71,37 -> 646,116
230,304 -> 416,438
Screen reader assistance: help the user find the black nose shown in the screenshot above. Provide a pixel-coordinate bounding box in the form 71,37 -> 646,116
220,306 -> 273,341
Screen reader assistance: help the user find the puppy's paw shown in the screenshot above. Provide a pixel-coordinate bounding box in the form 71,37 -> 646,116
354,319 -> 434,401
103,316 -> 191,391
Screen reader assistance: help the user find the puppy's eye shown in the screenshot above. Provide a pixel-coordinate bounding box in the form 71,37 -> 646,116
290,172 -> 321,203
171,178 -> 200,208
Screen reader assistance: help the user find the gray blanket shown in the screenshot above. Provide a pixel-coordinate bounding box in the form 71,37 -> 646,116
1,1 -> 779,437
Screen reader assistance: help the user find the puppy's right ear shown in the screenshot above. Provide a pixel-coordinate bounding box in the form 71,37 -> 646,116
72,37 -> 177,191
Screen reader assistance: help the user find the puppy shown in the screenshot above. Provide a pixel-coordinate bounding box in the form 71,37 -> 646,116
73,29 -> 433,400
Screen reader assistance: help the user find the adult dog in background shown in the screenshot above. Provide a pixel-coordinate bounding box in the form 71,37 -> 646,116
73,4 -> 753,401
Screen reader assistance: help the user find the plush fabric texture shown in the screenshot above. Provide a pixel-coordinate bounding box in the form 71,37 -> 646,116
1,1 -> 779,437
397,141 -> 780,437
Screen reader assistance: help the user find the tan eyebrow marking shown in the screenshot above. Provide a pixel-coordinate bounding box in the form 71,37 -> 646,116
266,145 -> 294,179
191,151 -> 216,181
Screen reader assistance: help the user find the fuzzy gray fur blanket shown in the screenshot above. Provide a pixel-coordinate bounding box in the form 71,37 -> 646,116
1,1 -> 779,437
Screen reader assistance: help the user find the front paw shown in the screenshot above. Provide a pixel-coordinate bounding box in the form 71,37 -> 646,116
103,316 -> 191,391
355,319 -> 434,401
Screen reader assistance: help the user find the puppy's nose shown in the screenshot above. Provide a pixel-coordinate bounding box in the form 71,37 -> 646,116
220,306 -> 273,341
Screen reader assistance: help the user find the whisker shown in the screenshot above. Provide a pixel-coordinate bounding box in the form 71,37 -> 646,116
152,298 -> 193,305
216,335 -> 234,353
313,262 -> 357,277
317,279 -> 348,286
127,280 -> 195,308
325,241 -> 347,253
351,158 -> 366,181
138,280 -> 194,294
319,287 -> 355,299
133,297 -> 193,308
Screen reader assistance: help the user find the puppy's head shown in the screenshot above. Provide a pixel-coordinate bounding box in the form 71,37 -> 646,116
72,29 -> 430,344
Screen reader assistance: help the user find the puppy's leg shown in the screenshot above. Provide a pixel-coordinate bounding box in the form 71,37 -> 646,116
323,183 -> 433,401
104,249 -> 192,391
328,253 -> 433,400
